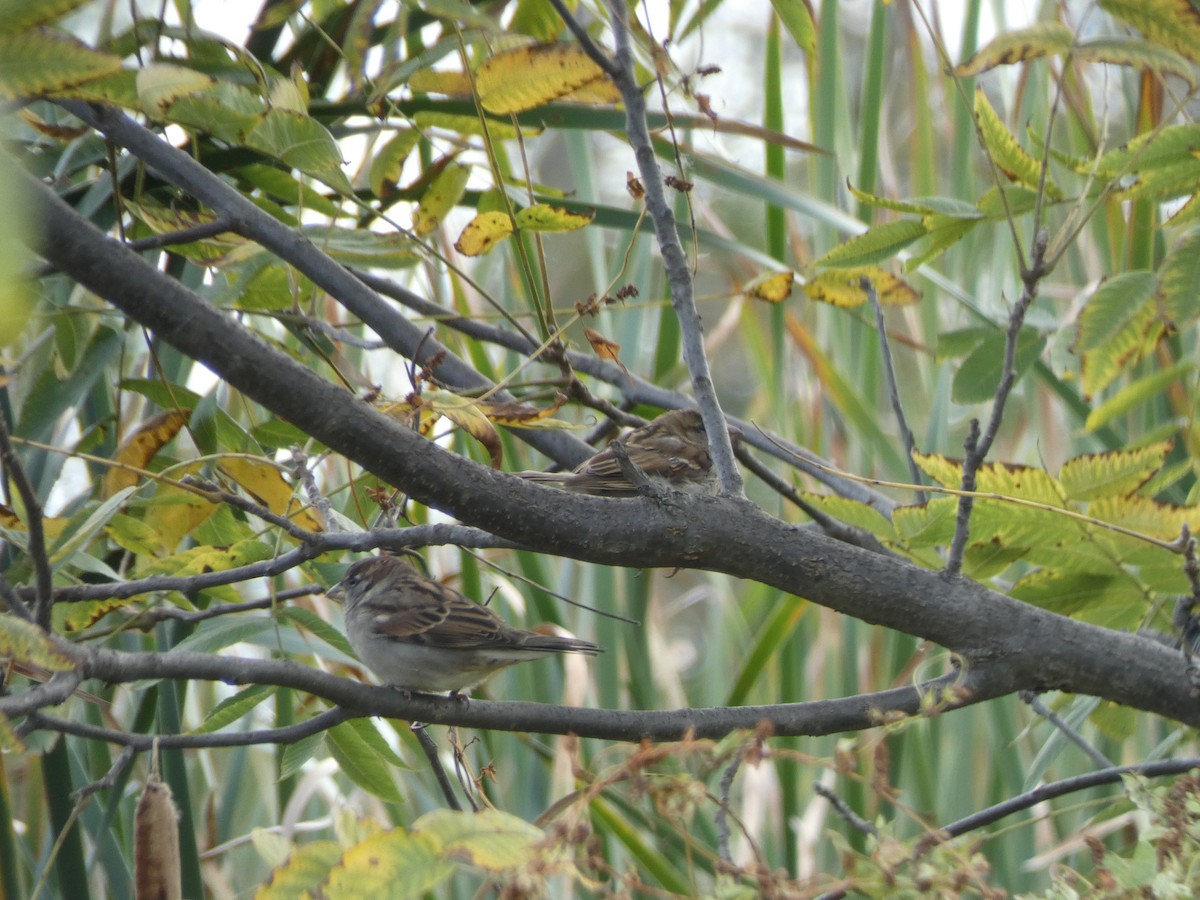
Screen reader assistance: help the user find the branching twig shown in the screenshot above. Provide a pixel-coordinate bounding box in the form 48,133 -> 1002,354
814,781 -> 878,836
946,228 -> 1050,575
548,1 -> 743,497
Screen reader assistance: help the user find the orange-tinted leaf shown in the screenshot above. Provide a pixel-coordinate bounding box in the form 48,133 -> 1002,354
584,327 -> 630,381
102,410 -> 190,499
454,211 -> 514,256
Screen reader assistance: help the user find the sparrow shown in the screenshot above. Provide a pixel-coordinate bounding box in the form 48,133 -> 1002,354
520,408 -> 733,497
327,555 -> 602,694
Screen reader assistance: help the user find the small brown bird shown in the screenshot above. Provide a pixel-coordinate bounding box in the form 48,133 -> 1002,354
520,408 -> 730,497
327,555 -> 601,694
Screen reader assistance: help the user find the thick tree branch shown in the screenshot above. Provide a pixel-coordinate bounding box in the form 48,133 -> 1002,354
22,162 -> 1200,728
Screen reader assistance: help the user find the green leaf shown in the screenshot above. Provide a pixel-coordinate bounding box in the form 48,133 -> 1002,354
413,808 -> 544,872
1074,36 -> 1196,84
1157,228 -> 1200,328
191,683 -> 277,734
811,219 -> 927,269
325,720 -> 405,802
279,606 -> 356,658
892,498 -> 958,547
278,730 -> 325,782
1084,362 -> 1193,431
171,616 -> 278,655
243,108 -> 354,194
769,0 -> 816,54
368,128 -> 422,198
951,328 -> 1046,404
412,162 -> 470,236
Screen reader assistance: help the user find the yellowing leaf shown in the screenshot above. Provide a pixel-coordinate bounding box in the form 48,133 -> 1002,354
480,394 -> 570,428
974,87 -> 1061,199
368,128 -> 421,198
54,596 -> 134,633
1059,443 -> 1172,501
454,211 -> 514,256
0,616 -> 74,671
380,391 -> 503,467
408,69 -> 474,95
144,463 -> 217,555
1100,0 -> 1200,65
584,327 -> 631,381
955,22 -> 1074,76
325,831 -> 452,897
0,29 -> 123,99
477,43 -> 616,114
219,457 -> 322,532
412,162 -> 470,236
102,410 -> 190,499
413,808 -> 544,872
136,62 -> 215,117
411,111 -> 529,139
513,203 -> 595,232
744,271 -> 795,303
803,267 -> 919,308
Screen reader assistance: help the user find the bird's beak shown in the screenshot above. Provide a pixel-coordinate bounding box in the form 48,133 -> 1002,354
326,582 -> 345,602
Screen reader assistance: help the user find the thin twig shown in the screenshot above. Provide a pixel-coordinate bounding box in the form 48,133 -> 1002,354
26,707 -> 354,750
0,413 -> 52,627
1020,691 -> 1114,769
733,444 -> 896,556
714,752 -> 742,864
289,448 -> 336,533
814,781 -> 878,836
72,746 -> 137,802
412,725 -> 462,811
864,277 -> 924,503
924,755 -> 1200,847
552,0 -> 743,497
182,474 -> 316,541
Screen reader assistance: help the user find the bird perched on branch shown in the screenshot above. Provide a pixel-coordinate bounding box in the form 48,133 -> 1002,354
327,555 -> 601,694
519,408 -> 734,497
